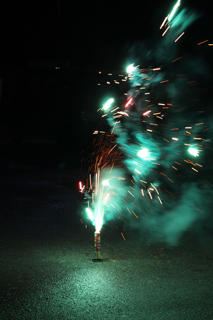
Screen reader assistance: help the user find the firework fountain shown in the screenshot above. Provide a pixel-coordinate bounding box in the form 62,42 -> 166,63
80,0 -> 212,259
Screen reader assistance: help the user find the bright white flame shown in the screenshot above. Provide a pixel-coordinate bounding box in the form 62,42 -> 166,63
95,216 -> 103,233
137,148 -> 149,159
102,180 -> 110,186
127,64 -> 135,74
103,98 -> 114,111
188,147 -> 199,157
168,0 -> 181,22
86,208 -> 94,221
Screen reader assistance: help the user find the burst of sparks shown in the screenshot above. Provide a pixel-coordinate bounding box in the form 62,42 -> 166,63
80,0 -> 210,242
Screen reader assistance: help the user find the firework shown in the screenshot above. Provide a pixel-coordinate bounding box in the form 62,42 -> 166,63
80,0 -> 212,247
92,231 -> 102,262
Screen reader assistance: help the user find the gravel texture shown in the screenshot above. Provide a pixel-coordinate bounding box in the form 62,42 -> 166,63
0,166 -> 213,320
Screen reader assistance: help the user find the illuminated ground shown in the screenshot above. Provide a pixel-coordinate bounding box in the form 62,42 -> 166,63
0,142 -> 213,320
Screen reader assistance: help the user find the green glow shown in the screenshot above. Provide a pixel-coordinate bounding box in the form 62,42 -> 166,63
86,208 -> 94,221
188,147 -> 199,157
127,64 -> 135,74
103,98 -> 115,111
102,180 -> 110,186
137,148 -> 149,159
168,0 -> 181,22
95,216 -> 103,233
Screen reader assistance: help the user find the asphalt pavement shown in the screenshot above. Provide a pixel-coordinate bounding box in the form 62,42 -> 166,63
0,141 -> 213,320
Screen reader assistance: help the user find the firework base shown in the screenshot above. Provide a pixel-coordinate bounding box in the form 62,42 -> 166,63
92,258 -> 103,262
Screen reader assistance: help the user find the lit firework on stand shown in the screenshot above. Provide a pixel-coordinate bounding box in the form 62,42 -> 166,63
80,0 -> 212,250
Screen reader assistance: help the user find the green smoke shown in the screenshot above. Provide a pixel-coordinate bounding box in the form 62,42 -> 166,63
84,0 -> 213,245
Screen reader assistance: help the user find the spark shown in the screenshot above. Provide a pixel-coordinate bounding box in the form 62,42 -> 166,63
158,196 -> 163,205
103,98 -> 115,111
79,181 -> 83,190
132,211 -> 138,218
125,98 -> 133,107
174,32 -> 185,42
148,189 -> 152,199
108,144 -> 117,154
162,26 -> 170,36
143,110 -> 151,116
111,107 -> 120,113
160,16 -> 168,29
128,191 -> 134,197
121,233 -> 126,240
104,193 -> 110,203
117,111 -> 129,117
168,0 -> 181,22
198,40 -> 208,45
172,56 -> 182,62
152,67 -> 161,71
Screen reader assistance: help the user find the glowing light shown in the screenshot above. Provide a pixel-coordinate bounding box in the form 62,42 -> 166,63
188,147 -> 199,157
79,181 -> 83,190
162,26 -> 170,36
86,208 -> 94,221
127,64 -> 135,73
137,148 -> 149,159
103,98 -> 115,111
168,0 -> 181,22
104,193 -> 110,203
160,16 -> 168,29
158,196 -> 163,205
102,180 -> 110,187
125,98 -> 133,108
143,110 -> 151,116
198,40 -> 208,45
174,32 -> 185,42
96,216 -> 103,233
117,111 -> 129,117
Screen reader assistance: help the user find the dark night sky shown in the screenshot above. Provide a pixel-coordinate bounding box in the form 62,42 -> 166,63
1,0 -> 212,68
